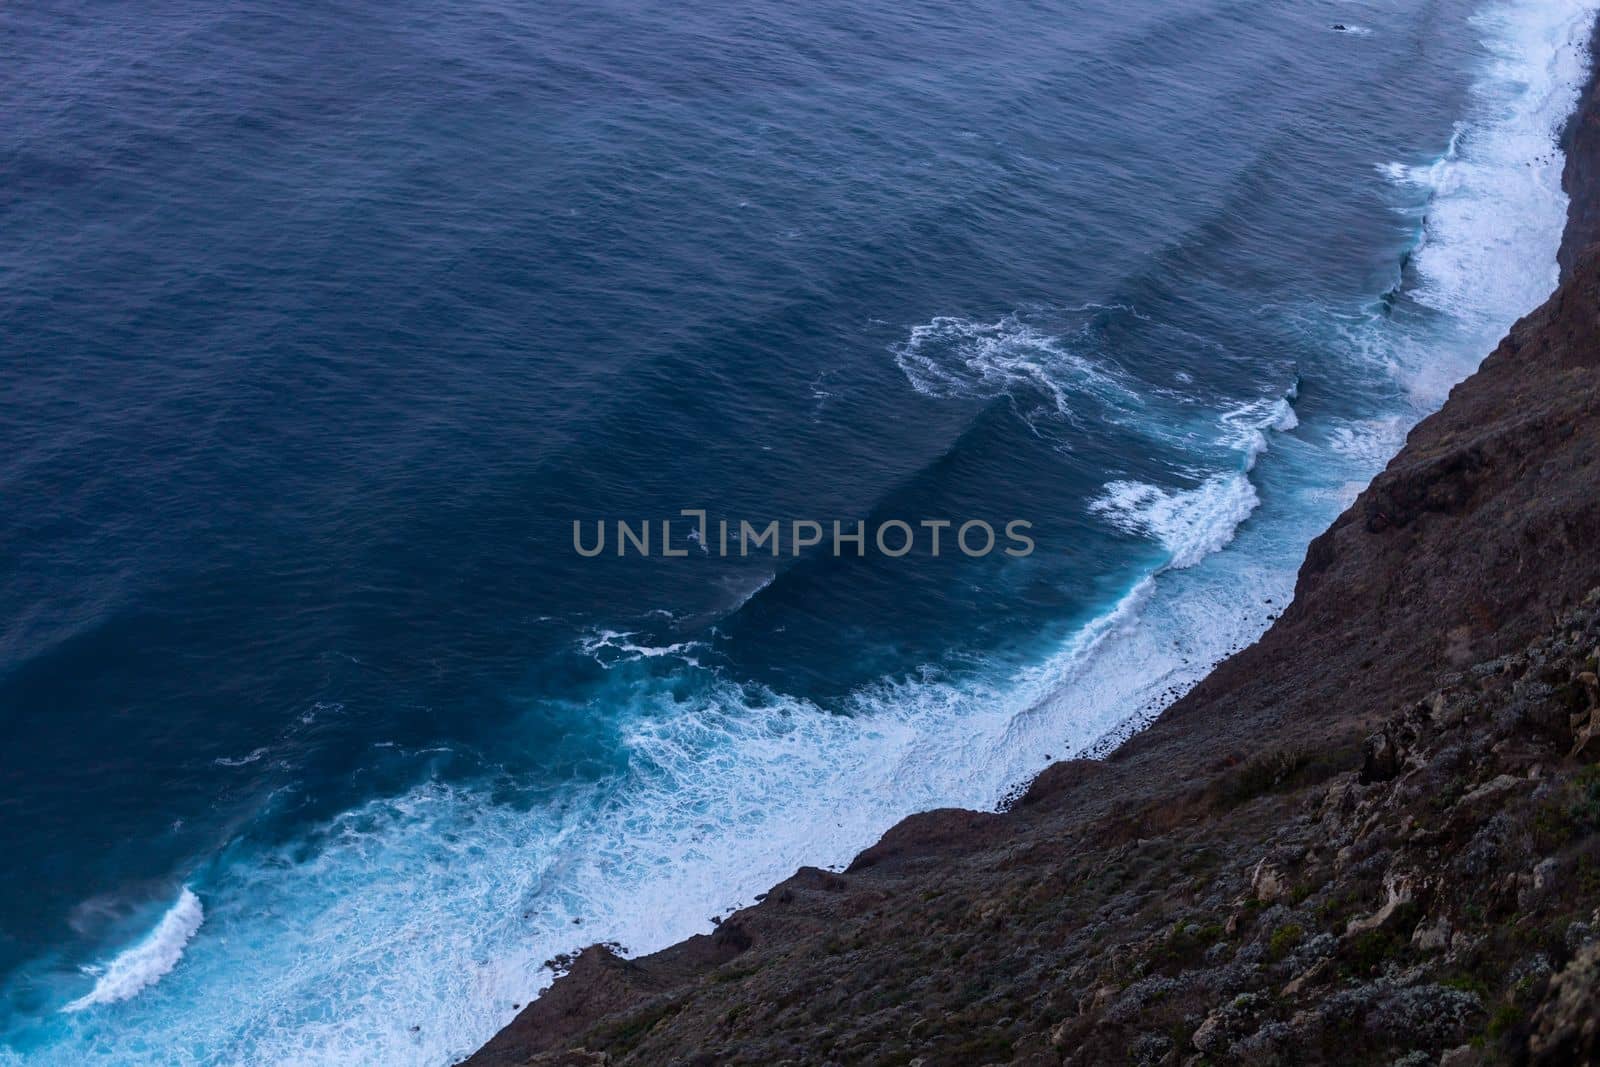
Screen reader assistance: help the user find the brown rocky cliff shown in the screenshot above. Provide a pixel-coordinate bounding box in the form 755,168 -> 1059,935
1563,20 -> 1600,280
464,44 -> 1600,1067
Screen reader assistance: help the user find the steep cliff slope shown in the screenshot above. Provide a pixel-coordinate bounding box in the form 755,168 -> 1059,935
464,44 -> 1600,1067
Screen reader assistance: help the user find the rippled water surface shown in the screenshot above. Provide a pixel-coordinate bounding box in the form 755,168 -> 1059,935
2,0 -> 1594,1061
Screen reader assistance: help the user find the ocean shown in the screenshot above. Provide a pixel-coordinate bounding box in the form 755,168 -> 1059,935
1,0 -> 1594,1062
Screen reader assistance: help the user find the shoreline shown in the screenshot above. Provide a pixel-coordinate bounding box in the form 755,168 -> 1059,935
465,15 -> 1600,1066
1564,17 -> 1600,277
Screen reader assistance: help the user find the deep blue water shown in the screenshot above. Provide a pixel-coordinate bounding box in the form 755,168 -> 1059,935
2,0 -> 1594,1062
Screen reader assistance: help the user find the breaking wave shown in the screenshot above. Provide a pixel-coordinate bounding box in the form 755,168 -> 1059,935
60,890 -> 203,1015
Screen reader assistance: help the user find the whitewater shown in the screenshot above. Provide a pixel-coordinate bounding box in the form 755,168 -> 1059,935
4,1 -> 1597,1064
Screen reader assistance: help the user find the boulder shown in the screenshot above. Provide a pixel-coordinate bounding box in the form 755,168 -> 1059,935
1528,942 -> 1600,1065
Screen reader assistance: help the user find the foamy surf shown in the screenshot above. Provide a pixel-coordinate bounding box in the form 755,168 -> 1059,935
15,547 -> 1299,1067
1089,389 -> 1299,569
579,629 -> 704,667
1090,475 -> 1260,569
60,889 -> 203,1014
8,2 -> 1599,1065
1375,0 -> 1598,405
890,310 -> 1142,434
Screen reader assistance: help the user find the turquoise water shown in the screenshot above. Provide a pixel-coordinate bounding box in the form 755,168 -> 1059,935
1,0 -> 1593,1062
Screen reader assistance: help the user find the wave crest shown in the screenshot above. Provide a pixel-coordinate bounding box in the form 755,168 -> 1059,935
890,312 -> 1138,433
62,889 -> 203,1014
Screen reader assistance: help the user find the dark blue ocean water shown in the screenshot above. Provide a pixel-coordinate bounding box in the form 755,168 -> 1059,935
2,0 -> 1592,1061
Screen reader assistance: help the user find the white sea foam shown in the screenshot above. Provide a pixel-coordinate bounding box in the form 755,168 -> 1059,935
60,889 -> 203,1014
213,747 -> 268,768
1325,415 -> 1410,471
579,629 -> 703,667
21,545 -> 1296,1066
18,379 -> 1303,1065
1220,391 -> 1300,467
891,312 -> 1139,432
1090,475 -> 1260,569
1089,391 -> 1297,569
13,3 -> 1596,1065
1376,0 -> 1597,405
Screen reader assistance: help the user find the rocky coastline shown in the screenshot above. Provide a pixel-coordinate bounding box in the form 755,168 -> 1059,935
464,25 -> 1600,1067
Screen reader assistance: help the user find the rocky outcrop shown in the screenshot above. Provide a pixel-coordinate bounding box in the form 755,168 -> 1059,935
465,593 -> 1600,1067
464,36 -> 1600,1067
1562,20 -> 1600,279
1529,941 -> 1600,1064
